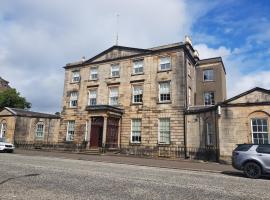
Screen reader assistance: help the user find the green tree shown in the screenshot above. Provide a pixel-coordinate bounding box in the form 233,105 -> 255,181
0,88 -> 31,109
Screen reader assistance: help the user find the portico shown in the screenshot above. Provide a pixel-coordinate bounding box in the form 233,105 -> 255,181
85,105 -> 123,149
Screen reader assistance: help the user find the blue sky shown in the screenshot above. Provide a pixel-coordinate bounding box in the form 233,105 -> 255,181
0,0 -> 270,113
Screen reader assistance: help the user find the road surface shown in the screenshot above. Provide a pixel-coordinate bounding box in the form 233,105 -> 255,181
0,153 -> 269,200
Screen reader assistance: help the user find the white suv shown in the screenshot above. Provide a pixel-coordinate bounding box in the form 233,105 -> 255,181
0,138 -> 15,153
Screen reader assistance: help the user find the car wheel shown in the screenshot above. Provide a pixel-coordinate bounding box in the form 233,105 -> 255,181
244,162 -> 262,179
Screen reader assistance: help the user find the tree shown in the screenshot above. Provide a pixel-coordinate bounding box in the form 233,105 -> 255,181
0,88 -> 31,109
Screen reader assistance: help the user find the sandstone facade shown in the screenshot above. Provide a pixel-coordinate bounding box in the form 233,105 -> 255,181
0,107 -> 60,144
60,41 -> 226,153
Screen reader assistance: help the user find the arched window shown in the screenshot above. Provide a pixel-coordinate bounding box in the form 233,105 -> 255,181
251,118 -> 269,144
249,111 -> 270,144
0,120 -> 7,138
36,122 -> 45,139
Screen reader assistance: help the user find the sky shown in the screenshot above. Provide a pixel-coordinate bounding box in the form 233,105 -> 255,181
1,0 -> 270,113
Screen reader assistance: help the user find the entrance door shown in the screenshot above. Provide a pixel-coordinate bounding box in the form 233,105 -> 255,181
106,118 -> 119,148
90,117 -> 103,147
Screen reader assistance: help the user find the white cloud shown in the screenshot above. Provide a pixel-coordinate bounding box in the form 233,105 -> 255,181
194,43 -> 231,59
0,0 -> 216,112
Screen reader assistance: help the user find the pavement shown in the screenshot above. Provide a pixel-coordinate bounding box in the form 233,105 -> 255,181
13,149 -> 236,174
0,152 -> 270,200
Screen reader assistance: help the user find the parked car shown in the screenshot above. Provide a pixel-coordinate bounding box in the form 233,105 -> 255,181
0,138 -> 15,153
232,144 -> 270,178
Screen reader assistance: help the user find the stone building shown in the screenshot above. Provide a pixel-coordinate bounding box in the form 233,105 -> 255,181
186,87 -> 270,162
0,107 -> 60,144
59,38 -> 226,155
0,77 -> 10,91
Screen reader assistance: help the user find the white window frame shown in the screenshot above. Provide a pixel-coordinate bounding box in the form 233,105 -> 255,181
133,60 -> 144,74
206,122 -> 214,145
90,67 -> 98,80
131,119 -> 142,143
66,121 -> 75,141
69,91 -> 78,108
203,69 -> 214,81
159,56 -> 171,71
251,118 -> 269,144
72,71 -> 80,83
204,91 -> 215,105
188,87 -> 192,106
0,121 -> 7,138
158,118 -> 170,144
88,89 -> 97,106
159,81 -> 171,102
109,87 -> 119,105
36,122 -> 45,139
111,64 -> 120,77
187,61 -> 192,77
132,85 -> 143,104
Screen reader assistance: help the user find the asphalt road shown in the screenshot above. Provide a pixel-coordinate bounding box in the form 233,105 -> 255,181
0,153 -> 270,200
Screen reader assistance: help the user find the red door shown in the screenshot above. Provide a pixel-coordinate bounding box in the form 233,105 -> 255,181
90,117 -> 103,147
106,118 -> 119,148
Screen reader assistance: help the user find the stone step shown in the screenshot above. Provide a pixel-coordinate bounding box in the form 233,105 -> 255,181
79,149 -> 100,155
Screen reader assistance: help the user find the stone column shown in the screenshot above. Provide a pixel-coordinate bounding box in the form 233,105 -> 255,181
102,116 -> 108,148
86,118 -> 91,149
117,118 -> 121,149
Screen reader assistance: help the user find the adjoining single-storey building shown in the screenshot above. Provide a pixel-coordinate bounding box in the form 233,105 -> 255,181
186,87 -> 270,162
0,107 -> 60,144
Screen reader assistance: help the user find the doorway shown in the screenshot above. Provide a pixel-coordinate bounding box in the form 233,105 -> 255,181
90,117 -> 103,147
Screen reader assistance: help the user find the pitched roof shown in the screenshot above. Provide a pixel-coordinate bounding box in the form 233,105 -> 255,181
185,87 -> 270,114
197,57 -> 226,74
84,45 -> 152,64
64,42 -> 197,68
4,107 -> 60,119
222,87 -> 270,104
0,77 -> 9,84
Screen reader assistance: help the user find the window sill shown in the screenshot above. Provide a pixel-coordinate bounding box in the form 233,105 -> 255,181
131,102 -> 143,105
70,81 -> 80,84
131,73 -> 144,76
88,79 -> 99,82
108,76 -> 120,79
35,137 -> 44,140
157,101 -> 172,104
203,80 -> 214,82
130,142 -> 141,146
158,143 -> 171,146
67,107 -> 78,109
157,69 -> 172,73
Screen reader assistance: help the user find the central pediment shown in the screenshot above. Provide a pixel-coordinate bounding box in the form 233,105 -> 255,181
85,45 -> 152,64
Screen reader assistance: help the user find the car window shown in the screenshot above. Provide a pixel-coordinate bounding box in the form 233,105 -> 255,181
0,138 -> 6,142
234,144 -> 253,151
256,145 -> 270,154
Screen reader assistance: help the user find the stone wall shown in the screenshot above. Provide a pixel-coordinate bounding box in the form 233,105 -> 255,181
60,48 -> 189,147
186,110 -> 217,149
218,105 -> 270,162
14,116 -> 60,143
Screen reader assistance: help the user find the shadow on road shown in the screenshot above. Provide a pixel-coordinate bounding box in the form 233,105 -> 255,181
221,171 -> 270,180
0,173 -> 40,185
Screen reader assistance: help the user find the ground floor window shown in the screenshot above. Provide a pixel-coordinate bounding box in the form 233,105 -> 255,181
131,119 -> 141,143
36,122 -> 45,139
252,118 -> 269,144
0,121 -> 7,138
159,118 -> 170,144
66,121 -> 75,141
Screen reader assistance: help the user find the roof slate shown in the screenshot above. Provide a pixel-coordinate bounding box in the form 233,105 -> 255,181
4,107 -> 60,119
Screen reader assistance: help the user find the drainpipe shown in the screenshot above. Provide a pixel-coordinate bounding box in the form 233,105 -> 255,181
47,119 -> 51,144
184,52 -> 188,159
215,106 -> 221,162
